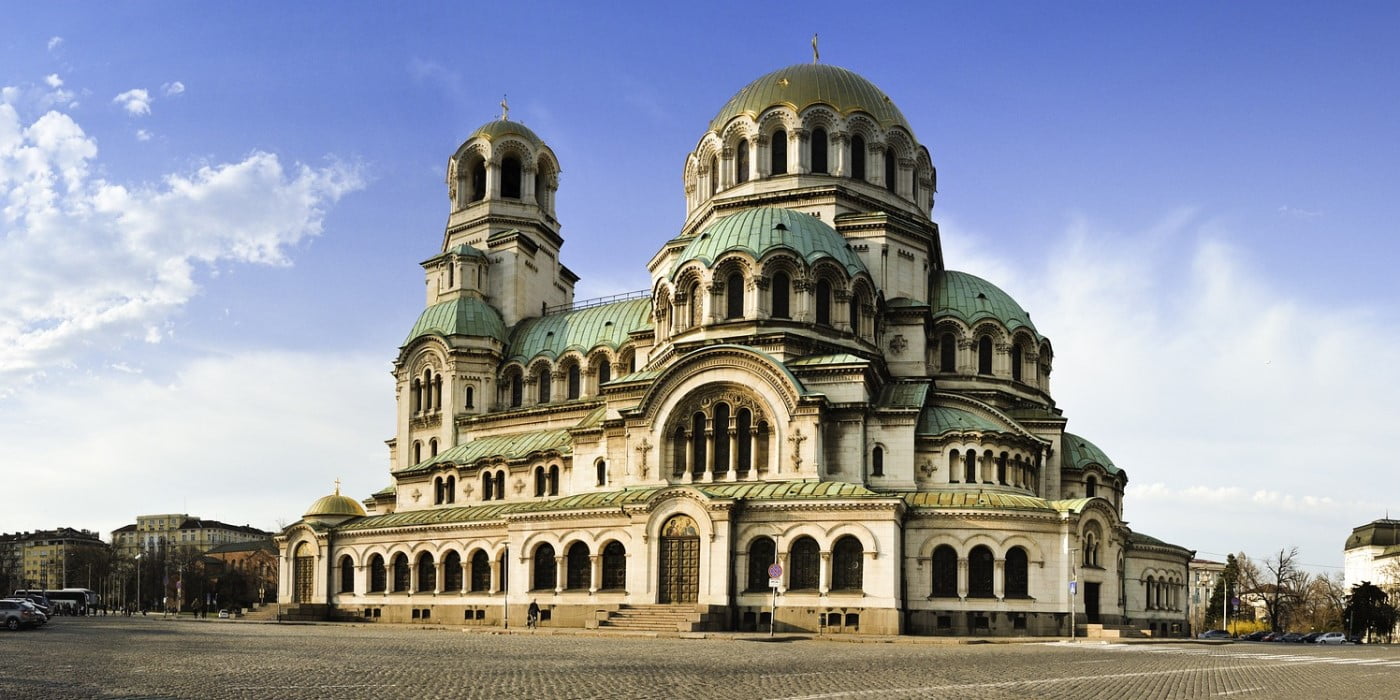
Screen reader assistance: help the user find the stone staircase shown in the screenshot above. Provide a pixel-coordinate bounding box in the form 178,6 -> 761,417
1078,623 -> 1150,639
590,604 -> 715,632
276,604 -> 330,622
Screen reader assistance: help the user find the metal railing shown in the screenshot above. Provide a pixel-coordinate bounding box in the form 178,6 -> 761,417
544,289 -> 650,315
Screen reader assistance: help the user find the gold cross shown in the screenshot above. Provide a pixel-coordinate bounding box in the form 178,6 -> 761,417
500,95 -> 509,121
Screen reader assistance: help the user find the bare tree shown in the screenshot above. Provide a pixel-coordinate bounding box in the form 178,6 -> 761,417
1242,547 -> 1308,632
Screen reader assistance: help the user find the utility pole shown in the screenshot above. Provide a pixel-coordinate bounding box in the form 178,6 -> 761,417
1069,548 -> 1080,641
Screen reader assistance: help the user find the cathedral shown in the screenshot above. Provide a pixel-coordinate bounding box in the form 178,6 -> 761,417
277,58 -> 1193,637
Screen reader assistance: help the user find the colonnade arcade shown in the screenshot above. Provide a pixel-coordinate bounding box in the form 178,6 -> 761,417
657,261 -> 876,341
664,388 -> 774,482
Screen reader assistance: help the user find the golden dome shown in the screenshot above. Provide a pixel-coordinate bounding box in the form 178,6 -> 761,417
303,483 -> 367,519
708,63 -> 912,134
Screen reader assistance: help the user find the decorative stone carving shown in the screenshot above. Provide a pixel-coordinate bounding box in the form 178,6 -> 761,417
635,437 -> 652,477
888,334 -> 908,355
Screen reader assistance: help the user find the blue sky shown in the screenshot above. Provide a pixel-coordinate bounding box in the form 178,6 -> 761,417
2,2 -> 1397,574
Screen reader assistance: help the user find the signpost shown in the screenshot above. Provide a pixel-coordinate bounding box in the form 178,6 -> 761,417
767,563 -> 782,637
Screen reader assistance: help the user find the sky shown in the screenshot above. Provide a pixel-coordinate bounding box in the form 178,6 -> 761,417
2,2 -> 1397,574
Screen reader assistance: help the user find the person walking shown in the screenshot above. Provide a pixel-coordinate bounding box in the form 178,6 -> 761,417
527,600 -> 540,629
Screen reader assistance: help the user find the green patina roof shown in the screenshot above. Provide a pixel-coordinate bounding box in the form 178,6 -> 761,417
506,298 -> 652,363
932,270 -> 1038,336
878,382 -> 929,409
788,353 -> 869,368
1061,432 -> 1122,476
1049,498 -> 1094,514
671,208 -> 867,279
468,119 -> 545,147
904,491 -> 1056,512
404,297 -> 507,346
607,368 -> 663,385
397,429 -> 573,474
1127,530 -> 1191,554
708,64 -> 912,135
917,404 -> 1009,436
371,485 -> 396,498
433,243 -> 487,261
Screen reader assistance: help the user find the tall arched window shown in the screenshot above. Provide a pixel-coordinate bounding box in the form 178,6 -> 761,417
849,292 -> 861,334
725,272 -> 744,319
339,555 -> 354,593
815,279 -> 832,325
708,156 -> 718,195
672,426 -> 687,476
940,333 -> 956,372
931,545 -> 957,597
996,453 -> 1007,485
535,170 -> 547,207
411,378 -> 422,413
884,147 -> 897,193
789,537 -> 820,590
565,542 -> 590,590
735,139 -> 749,183
501,156 -> 522,199
964,451 -> 977,483
601,541 -> 626,590
596,460 -> 607,486
1085,476 -> 1098,499
447,263 -> 454,288
430,438 -> 439,458
413,441 -> 422,465
736,409 -> 752,472
443,551 -> 462,592
771,271 -> 791,319
567,364 -> 581,400
465,386 -> 475,408
392,553 -> 410,592
369,554 -> 387,592
1011,344 -> 1023,382
482,472 -> 495,501
968,545 -> 994,598
470,161 -> 486,202
597,360 -> 611,386
687,281 -> 701,328
548,465 -> 559,496
771,130 -> 787,175
537,367 -> 551,403
978,336 -> 993,375
433,373 -> 442,410
510,374 -> 523,408
469,550 -> 490,592
416,552 -> 435,592
851,134 -> 866,180
534,467 -> 547,497
747,537 -> 775,591
811,128 -> 829,174
690,412 -> 707,477
532,544 -> 556,591
831,536 -> 864,591
1005,547 -> 1029,597
713,403 -> 730,477
871,446 -> 884,477
494,471 -> 505,500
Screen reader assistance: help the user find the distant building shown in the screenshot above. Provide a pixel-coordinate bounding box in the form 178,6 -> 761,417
205,540 -> 278,605
1344,519 -> 1400,593
0,528 -> 108,590
1188,558 -> 1226,632
111,514 -> 269,558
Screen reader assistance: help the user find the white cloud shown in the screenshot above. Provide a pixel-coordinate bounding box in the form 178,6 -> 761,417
44,74 -> 63,88
939,211 -> 1400,566
135,128 -> 152,141
1277,205 -> 1323,218
0,100 -> 365,389
112,88 -> 151,116
0,351 -> 391,536
162,81 -> 185,97
47,36 -> 63,52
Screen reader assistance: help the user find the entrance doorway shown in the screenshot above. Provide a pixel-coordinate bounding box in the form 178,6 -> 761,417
293,542 -> 314,604
658,515 -> 700,604
1085,581 -> 1101,623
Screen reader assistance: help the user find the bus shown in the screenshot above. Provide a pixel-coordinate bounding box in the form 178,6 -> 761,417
17,589 -> 99,615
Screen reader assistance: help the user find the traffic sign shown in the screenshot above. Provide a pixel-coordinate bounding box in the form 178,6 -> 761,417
768,578 -> 782,588
1069,581 -> 1077,594
767,563 -> 783,578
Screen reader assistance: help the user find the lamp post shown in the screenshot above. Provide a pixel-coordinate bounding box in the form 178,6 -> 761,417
1069,548 -> 1080,641
135,552 -> 143,614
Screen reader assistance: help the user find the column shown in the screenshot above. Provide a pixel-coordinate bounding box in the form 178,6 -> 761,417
794,129 -> 810,174
521,165 -> 536,202
704,429 -> 716,482
435,560 -> 445,594
750,431 -> 760,475
460,559 -> 469,594
993,559 -> 1005,600
832,132 -> 849,177
957,558 -> 969,599
819,551 -> 831,595
408,562 -> 418,595
484,162 -> 500,199
488,558 -> 500,595
554,555 -> 566,594
589,555 -> 601,594
726,423 -> 739,481
755,135 -> 770,177
685,431 -> 696,483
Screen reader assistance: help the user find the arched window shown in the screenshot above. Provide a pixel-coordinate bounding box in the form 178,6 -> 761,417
470,161 -> 486,202
494,471 -> 505,500
465,386 -> 475,408
567,364 -> 580,400
771,129 -> 787,175
811,128 -> 829,174
771,271 -> 791,319
964,451 -> 977,483
446,475 -> 455,503
713,403 -> 731,477
443,551 -> 462,593
447,263 -> 454,288
931,545 -> 957,597
691,412 -> 707,478
736,409 -> 752,472
747,537 -> 775,591
430,438 -> 439,458
597,360 -> 611,386
482,472 -> 495,501
884,147 -> 896,192
851,134 -> 866,180
735,139 -> 749,184
948,449 -> 961,483
534,467 -> 547,497
815,279 -> 832,325
831,536 -> 864,591
416,552 -> 435,592
939,333 -> 956,372
369,554 -> 387,592
789,537 -> 820,590
339,555 -> 354,593
849,291 -> 861,334
997,453 -> 1007,485
548,465 -> 559,496
536,367 -> 551,403
1005,547 -> 1029,598
708,155 -> 718,195
672,426 -> 687,476
1011,344 -> 1023,382
1085,476 -> 1098,499
596,460 -> 607,486
968,545 -> 994,598
469,550 -> 490,592
510,373 -> 523,408
411,378 -> 422,413
725,272 -> 744,319
433,374 -> 442,411
871,446 -> 884,477
532,544 -> 556,591
392,553 -> 410,592
978,336 -> 993,375
565,542 -> 590,590
501,156 -> 522,199
687,281 -> 702,328
535,170 -> 546,207
423,369 -> 433,410
433,477 -> 443,505
601,541 -> 626,590
413,441 -> 422,465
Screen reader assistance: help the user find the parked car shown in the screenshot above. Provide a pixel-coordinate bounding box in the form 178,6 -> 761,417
1280,632 -> 1306,643
1300,632 -> 1323,643
1242,631 -> 1269,641
218,609 -> 230,619
3,598 -> 47,626
1198,629 -> 1231,639
1317,632 -> 1347,645
0,599 -> 39,630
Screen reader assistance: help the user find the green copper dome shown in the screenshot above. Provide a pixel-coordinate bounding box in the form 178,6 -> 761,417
709,64 -> 912,134
506,298 -> 652,363
932,270 -> 1038,336
1061,432 -> 1121,476
404,297 -> 507,346
468,119 -> 545,147
671,207 -> 866,279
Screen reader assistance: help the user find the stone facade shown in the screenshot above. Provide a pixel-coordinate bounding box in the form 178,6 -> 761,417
278,61 -> 1192,636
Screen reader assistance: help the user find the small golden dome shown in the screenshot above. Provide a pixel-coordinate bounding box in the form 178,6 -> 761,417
304,482 -> 367,519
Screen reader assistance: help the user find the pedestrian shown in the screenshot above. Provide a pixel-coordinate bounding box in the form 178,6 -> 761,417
527,599 -> 540,629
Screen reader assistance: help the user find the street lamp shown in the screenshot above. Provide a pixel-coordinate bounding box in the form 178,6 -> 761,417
135,552 -> 143,614
1068,548 -> 1080,641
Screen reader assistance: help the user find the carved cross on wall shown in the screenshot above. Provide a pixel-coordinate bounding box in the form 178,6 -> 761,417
787,428 -> 806,470
636,438 -> 653,477
410,488 -> 422,502
513,478 -> 526,494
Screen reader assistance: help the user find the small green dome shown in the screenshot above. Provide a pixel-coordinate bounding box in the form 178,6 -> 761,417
404,297 -> 507,346
1062,432 -> 1121,476
932,270 -> 1038,336
304,492 -> 367,519
468,119 -> 544,148
709,64 -> 912,134
671,208 -> 866,279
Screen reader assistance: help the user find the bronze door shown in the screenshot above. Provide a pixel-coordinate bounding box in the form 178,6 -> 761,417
1085,582 -> 1101,623
294,556 -> 314,603
658,514 -> 700,604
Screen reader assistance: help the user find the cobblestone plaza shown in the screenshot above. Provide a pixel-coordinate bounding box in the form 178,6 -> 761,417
4,618 -> 1400,699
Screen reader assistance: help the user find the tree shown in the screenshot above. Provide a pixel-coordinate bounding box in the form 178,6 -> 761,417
1344,581 -> 1398,643
1241,548 -> 1307,632
1205,554 -> 1243,629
